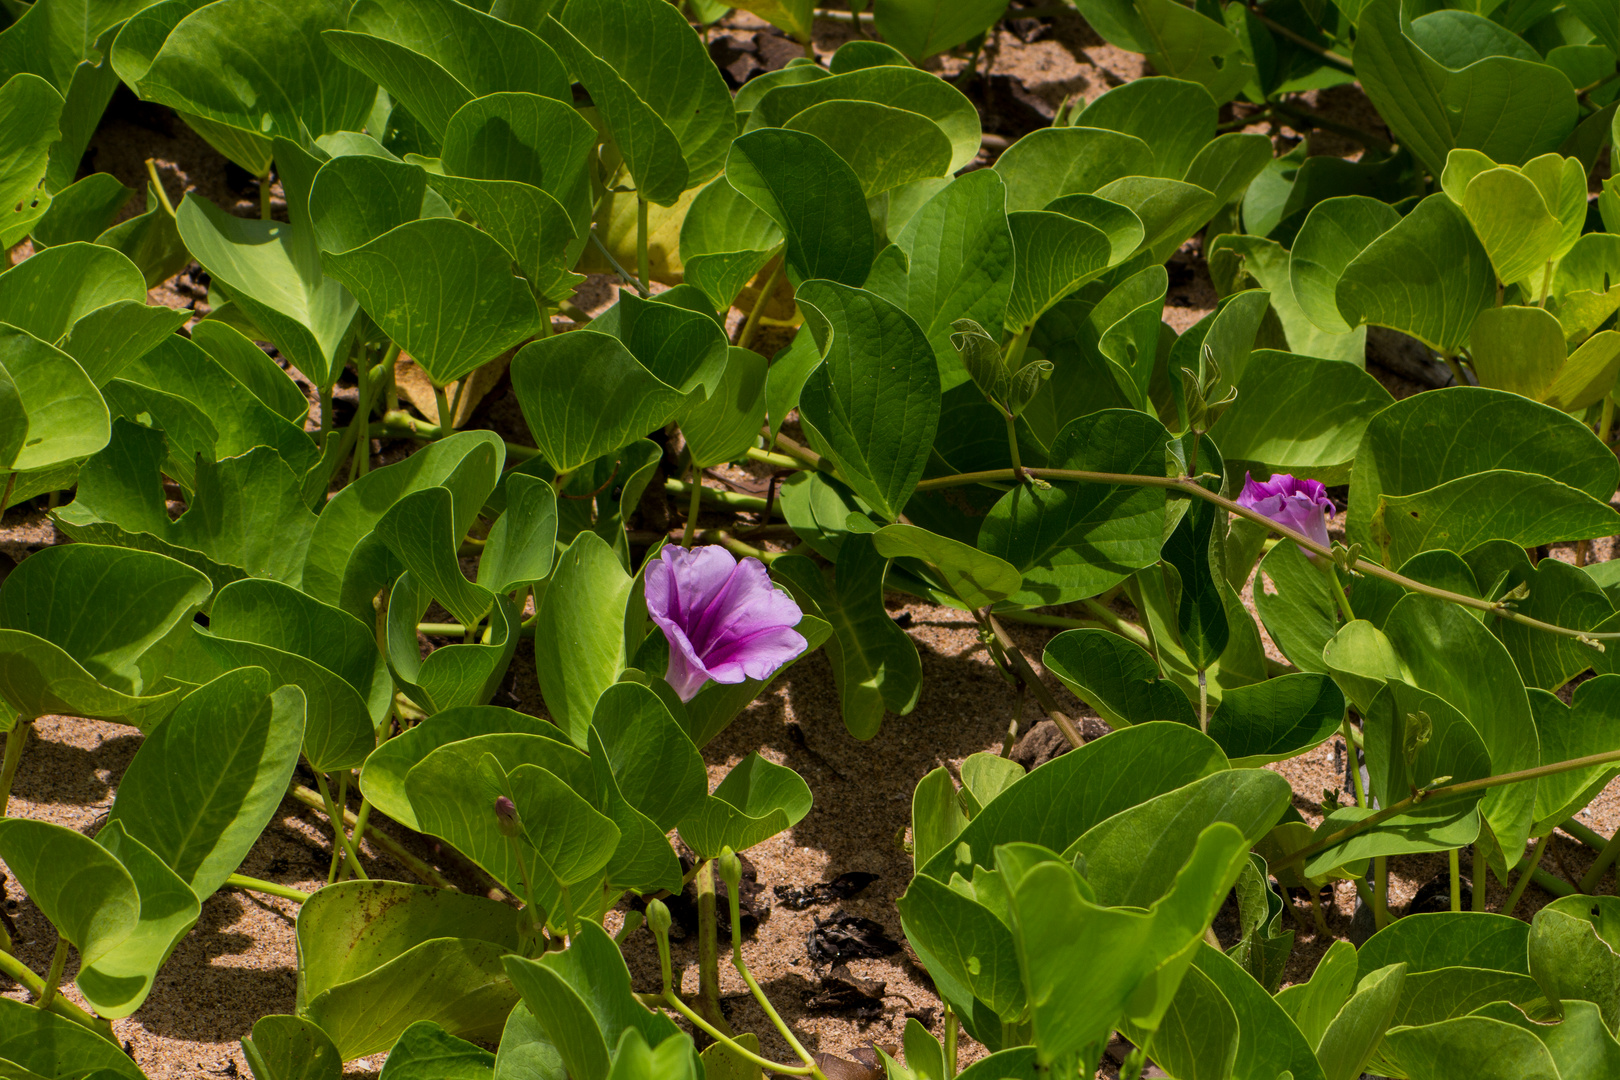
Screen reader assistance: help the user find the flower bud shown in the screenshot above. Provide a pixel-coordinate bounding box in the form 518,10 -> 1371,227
494,795 -> 520,838
646,898 -> 672,939
717,848 -> 742,893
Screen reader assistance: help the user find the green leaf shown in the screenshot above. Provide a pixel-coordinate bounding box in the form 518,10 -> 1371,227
1100,176 -> 1221,265
1208,673 -> 1345,767
867,172 -> 1016,385
510,332 -> 684,475
297,880 -> 524,1059
243,1015 -> 344,1080
98,180 -> 190,289
897,870 -> 1027,1024
1067,768 -> 1293,908
534,532 -> 633,747
554,0 -> 734,204
678,177 -> 782,312
1453,166 -> 1565,287
1191,945 -> 1325,1079
0,241 -> 144,344
1316,963 -> 1406,1080
1209,351 -> 1393,483
1290,195 -> 1405,335
175,191 -> 357,388
1003,210 -> 1114,332
992,126 -> 1156,213
796,280 -> 940,521
677,751 -> 812,857
190,321 -> 307,424
726,128 -> 874,288
1044,628 -> 1196,729
1467,542 -> 1612,692
1360,911 -> 1531,976
1376,469 -> 1620,567
0,998 -> 144,1080
747,64 -> 981,174
503,922 -> 696,1080
980,410 -> 1171,606
678,348 -> 767,469
76,820 -> 202,1019
311,161 -> 538,386
500,760 -> 621,894
1526,679 -> 1620,833
302,430 -> 503,618
60,300 -> 189,391
0,543 -> 209,728
917,721 -> 1228,882
1473,998 -> 1620,1080
0,74 -> 63,248
1353,0 -> 1576,179
106,667 -> 306,901
360,706 -> 560,831
0,322 -> 108,472
379,1022 -> 496,1080
871,0 -> 1008,61
784,100 -> 952,198
1333,193 -> 1496,353
0,817 -> 139,966
56,422 -> 319,592
323,0 -> 568,145
114,0 -> 374,170
1466,304 -> 1566,400
1184,133 -> 1273,208
1528,894 -> 1620,1032
1012,822 -> 1252,1063
871,523 -> 1021,609
31,173 -> 133,247
1074,77 -> 1217,180
195,577 -> 385,771
373,486 -> 495,630
1382,1016 -> 1560,1080
1128,961 -> 1237,1080
589,682 -> 706,833
1348,386 -> 1618,552
911,766 -> 967,872
772,538 -> 921,740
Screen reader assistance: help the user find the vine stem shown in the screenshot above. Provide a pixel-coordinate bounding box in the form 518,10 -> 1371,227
1580,825 -> 1620,892
1274,745 -> 1620,873
226,874 -> 310,904
917,466 -> 1620,642
312,769 -> 369,880
285,782 -> 457,889
1450,848 -> 1462,912
661,991 -> 821,1077
36,936 -> 68,1011
694,860 -> 732,1036
738,257 -> 784,351
0,947 -> 112,1039
682,466 -> 703,547
1501,838 -> 1550,916
984,612 -> 1085,748
636,195 -> 651,295
1245,7 -> 1354,71
0,717 -> 31,816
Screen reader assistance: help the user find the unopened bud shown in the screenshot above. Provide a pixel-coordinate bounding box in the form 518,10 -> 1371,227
494,795 -> 520,837
646,898 -> 672,939
717,848 -> 742,893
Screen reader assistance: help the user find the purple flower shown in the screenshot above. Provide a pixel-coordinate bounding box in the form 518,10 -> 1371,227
1237,472 -> 1335,549
645,545 -> 808,702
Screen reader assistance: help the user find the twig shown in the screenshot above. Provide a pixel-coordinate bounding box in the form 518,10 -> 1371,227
984,612 -> 1085,748
287,782 -> 458,891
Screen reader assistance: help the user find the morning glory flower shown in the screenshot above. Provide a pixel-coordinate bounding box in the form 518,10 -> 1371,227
1237,472 -> 1335,549
645,545 -> 808,701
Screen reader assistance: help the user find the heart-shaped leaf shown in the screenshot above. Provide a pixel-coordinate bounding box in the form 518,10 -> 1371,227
107,667 -> 306,902
677,751 -> 812,857
796,280 -> 940,521
0,817 -> 140,967
726,128 -> 874,288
